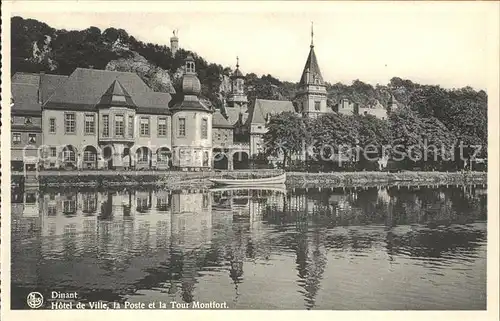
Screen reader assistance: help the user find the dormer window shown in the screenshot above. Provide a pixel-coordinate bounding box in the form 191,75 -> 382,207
112,95 -> 126,102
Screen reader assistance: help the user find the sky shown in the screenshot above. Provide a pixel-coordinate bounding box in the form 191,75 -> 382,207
8,1 -> 500,91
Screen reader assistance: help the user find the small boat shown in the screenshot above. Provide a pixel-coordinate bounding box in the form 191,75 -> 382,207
209,172 -> 286,186
210,183 -> 287,193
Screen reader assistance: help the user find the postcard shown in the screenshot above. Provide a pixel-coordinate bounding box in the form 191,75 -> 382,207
1,1 -> 499,321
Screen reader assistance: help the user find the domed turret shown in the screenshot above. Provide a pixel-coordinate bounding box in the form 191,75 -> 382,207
182,55 -> 201,96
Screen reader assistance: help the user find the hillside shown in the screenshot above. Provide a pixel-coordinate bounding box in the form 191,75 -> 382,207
11,16 -> 487,148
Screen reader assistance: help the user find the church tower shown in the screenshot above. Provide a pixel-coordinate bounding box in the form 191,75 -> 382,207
227,56 -> 248,113
170,29 -> 179,56
295,23 -> 328,118
171,55 -> 213,170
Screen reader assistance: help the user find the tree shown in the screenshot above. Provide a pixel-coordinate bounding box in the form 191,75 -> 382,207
263,112 -> 311,169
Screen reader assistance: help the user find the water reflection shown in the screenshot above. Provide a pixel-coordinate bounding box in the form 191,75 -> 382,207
11,184 -> 487,310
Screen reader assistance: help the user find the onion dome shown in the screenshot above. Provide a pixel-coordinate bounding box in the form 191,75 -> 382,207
182,55 -> 201,96
171,54 -> 213,113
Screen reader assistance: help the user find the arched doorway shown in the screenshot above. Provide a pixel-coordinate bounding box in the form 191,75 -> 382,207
233,151 -> 249,170
136,146 -> 152,169
61,145 -> 78,170
157,147 -> 172,170
213,148 -> 228,170
82,145 -> 98,169
102,145 -> 114,169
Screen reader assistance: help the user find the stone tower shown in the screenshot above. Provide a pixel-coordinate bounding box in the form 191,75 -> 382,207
295,23 -> 328,118
227,56 -> 248,114
170,29 -> 179,56
171,55 -> 213,171
388,93 -> 398,112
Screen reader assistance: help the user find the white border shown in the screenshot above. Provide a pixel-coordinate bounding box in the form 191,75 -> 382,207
1,1 -> 499,321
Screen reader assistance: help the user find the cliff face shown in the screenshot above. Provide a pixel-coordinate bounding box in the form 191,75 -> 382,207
106,52 -> 176,94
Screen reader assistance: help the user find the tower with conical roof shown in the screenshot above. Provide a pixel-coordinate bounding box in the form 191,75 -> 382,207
171,55 -> 213,170
295,23 -> 328,118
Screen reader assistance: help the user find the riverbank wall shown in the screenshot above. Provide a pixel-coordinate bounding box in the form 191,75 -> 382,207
286,171 -> 487,188
12,170 -> 487,189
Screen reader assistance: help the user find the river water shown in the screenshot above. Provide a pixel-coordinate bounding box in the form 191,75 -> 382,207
11,184 -> 487,310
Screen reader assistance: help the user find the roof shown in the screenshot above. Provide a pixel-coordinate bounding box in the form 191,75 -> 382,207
299,46 -> 324,86
11,73 -> 42,116
231,68 -> 244,79
97,80 -> 136,109
39,74 -> 68,104
226,107 -> 248,125
43,68 -> 171,113
170,96 -> 212,113
11,83 -> 41,116
248,99 -> 295,124
12,73 -> 39,86
212,110 -> 233,128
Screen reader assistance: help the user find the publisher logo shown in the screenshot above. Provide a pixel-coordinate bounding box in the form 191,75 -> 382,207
27,292 -> 44,309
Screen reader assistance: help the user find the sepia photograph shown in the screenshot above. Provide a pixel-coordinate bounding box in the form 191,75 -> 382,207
1,1 -> 499,320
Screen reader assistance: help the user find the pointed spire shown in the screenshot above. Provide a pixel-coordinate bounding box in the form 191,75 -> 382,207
236,56 -> 239,68
310,21 -> 314,48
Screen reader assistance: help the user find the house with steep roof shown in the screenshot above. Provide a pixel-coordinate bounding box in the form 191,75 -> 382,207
12,56 -> 216,171
247,99 -> 295,157
11,72 -> 68,171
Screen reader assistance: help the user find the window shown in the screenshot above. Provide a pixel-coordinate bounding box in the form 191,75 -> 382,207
50,147 -> 57,157
115,115 -> 124,136
314,101 -> 321,111
178,117 -> 186,137
83,150 -> 96,162
138,149 -> 149,162
25,117 -> 32,125
102,115 -> 109,137
28,133 -> 36,144
140,117 -> 150,136
128,115 -> 134,137
65,113 -> 76,134
49,118 -> 56,133
84,114 -> 95,134
201,118 -> 208,139
63,150 -> 76,162
158,117 -> 167,136
13,133 -> 21,144
63,200 -> 76,214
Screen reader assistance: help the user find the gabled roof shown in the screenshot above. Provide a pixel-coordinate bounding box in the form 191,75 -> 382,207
43,68 -> 171,113
299,46 -> 324,86
248,99 -> 295,124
